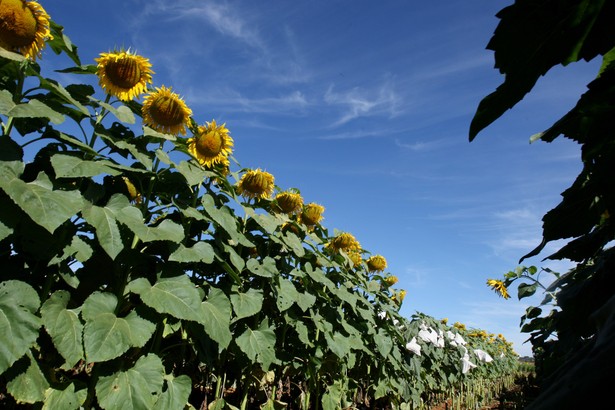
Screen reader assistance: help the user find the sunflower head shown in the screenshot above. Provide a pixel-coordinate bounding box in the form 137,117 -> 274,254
348,251 -> 363,267
441,318 -> 448,325
486,279 -> 510,299
392,289 -> 406,305
383,275 -> 398,286
366,255 -> 387,272
274,191 -> 303,215
300,203 -> 325,226
453,322 -> 466,331
236,169 -> 275,200
328,232 -> 361,253
95,49 -> 153,101
142,86 -> 192,135
187,120 -> 234,167
0,0 -> 51,60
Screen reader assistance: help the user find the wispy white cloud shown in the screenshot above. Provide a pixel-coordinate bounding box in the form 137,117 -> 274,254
395,137 -> 457,152
184,87 -> 309,114
324,79 -> 402,126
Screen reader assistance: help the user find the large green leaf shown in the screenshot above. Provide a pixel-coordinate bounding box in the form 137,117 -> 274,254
6,353 -> 49,404
169,242 -> 215,264
235,320 -> 277,370
116,206 -> 184,243
43,382 -> 87,410
0,89 -> 64,124
40,291 -> 84,369
152,374 -> 192,410
246,256 -> 277,278
201,287 -> 232,350
469,0 -> 615,140
276,278 -> 299,312
82,198 -> 125,260
0,172 -> 83,234
90,96 -> 135,124
128,276 -> 204,322
0,281 -> 41,374
82,292 -> 155,363
202,194 -> 253,246
230,288 -> 263,320
95,354 -> 165,410
51,154 -> 122,178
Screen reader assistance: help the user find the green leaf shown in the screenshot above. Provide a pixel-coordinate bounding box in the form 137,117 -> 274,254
48,235 -> 93,265
0,90 -> 64,124
128,276 -> 204,322
169,242 -> 215,264
222,243 -> 245,272
82,292 -> 155,363
39,78 -> 90,115
43,382 -> 87,410
321,380 -> 343,410
295,292 -> 316,312
235,320 -> 277,370
246,256 -> 277,278
230,289 -> 263,320
202,194 -> 253,246
40,291 -> 84,369
144,126 -> 178,142
96,354 -> 165,410
152,374 -> 192,410
51,154 -> 122,178
116,207 -> 184,243
6,353 -> 49,404
176,160 -> 210,186
90,96 -> 135,124
276,278 -> 299,312
82,199 -> 124,260
374,329 -> 393,358
201,287 -> 232,350
324,331 -> 351,359
0,280 -> 41,374
518,282 -> 539,300
0,172 -> 83,234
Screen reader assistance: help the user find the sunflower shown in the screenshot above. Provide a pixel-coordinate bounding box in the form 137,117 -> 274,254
300,203 -> 324,226
95,49 -> 153,101
328,232 -> 361,253
274,191 -> 303,215
142,86 -> 192,135
0,0 -> 50,60
187,120 -> 233,167
348,251 -> 363,267
236,169 -> 275,200
392,289 -> 406,305
486,279 -> 510,299
366,255 -> 387,272
383,275 -> 398,286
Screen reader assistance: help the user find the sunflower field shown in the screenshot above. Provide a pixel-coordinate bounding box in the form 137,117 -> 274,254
0,2 -> 522,409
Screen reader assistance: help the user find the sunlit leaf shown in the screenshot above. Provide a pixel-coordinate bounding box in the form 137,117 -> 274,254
128,276 -> 203,322
230,288 -> 263,320
6,353 -> 49,404
235,320 -> 276,370
95,354 -> 164,410
169,242 -> 215,264
41,291 -> 84,369
0,90 -> 64,124
152,374 -> 192,410
82,292 -> 155,363
0,172 -> 83,234
0,281 -> 41,373
43,382 -> 87,410
201,287 -> 232,350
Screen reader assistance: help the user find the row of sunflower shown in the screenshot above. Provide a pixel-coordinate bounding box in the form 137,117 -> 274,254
0,2 -> 521,409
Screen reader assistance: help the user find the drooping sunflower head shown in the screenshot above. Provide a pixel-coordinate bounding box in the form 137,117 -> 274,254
453,322 -> 466,331
328,232 -> 361,253
187,120 -> 234,168
142,86 -> 192,135
0,0 -> 51,60
486,279 -> 510,299
392,289 -> 406,305
236,168 -> 275,200
274,191 -> 304,215
366,255 -> 387,272
300,202 -> 325,226
95,49 -> 153,101
348,251 -> 363,268
383,275 -> 398,286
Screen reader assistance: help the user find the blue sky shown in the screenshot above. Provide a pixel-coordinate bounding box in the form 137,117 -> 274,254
42,0 -> 601,356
